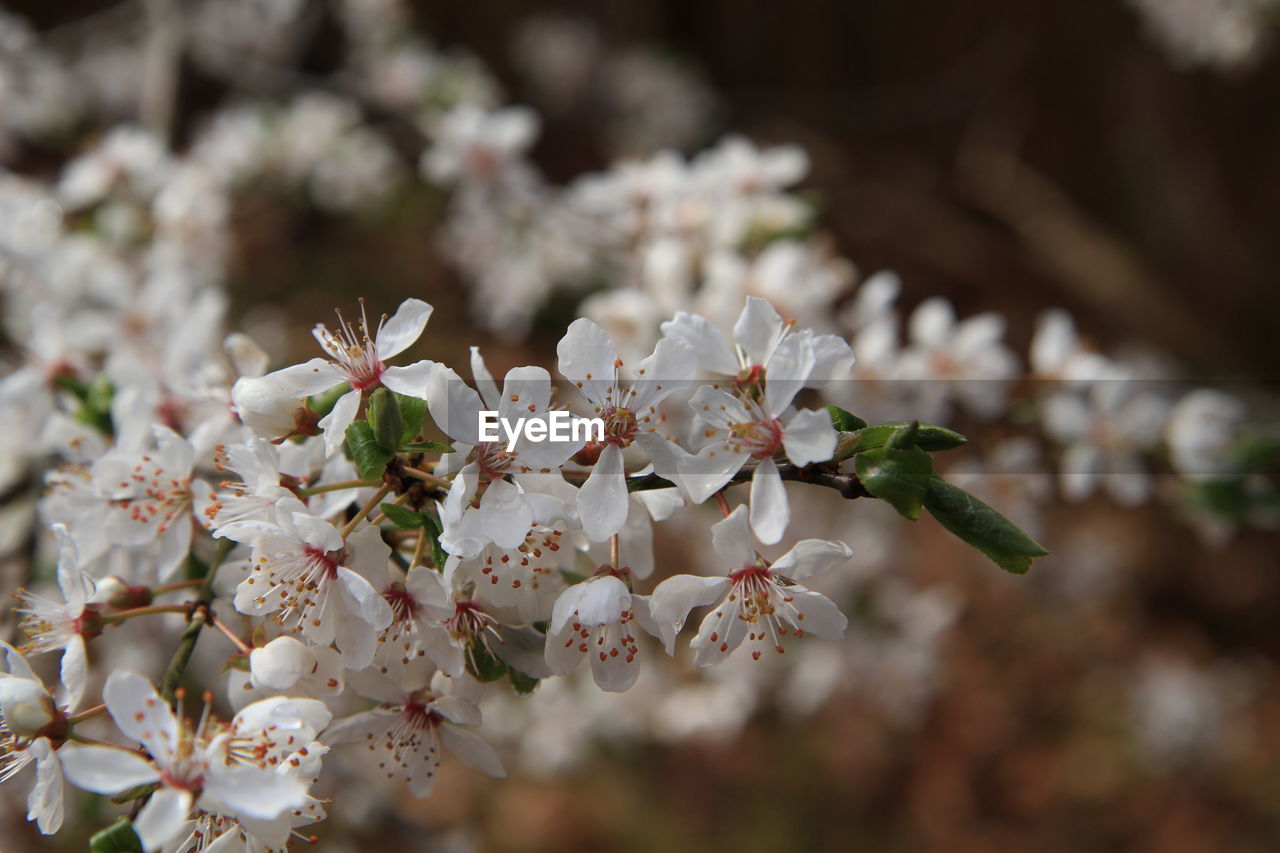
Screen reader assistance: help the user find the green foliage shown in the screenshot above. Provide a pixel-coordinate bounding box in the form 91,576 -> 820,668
843,420 -> 967,454
420,509 -> 449,571
466,642 -> 508,682
922,476 -> 1049,574
508,668 -> 540,694
855,446 -> 933,520
306,382 -> 350,419
466,641 -> 540,694
380,502 -> 426,529
345,420 -> 394,480
90,818 -> 143,852
400,440 -> 454,454
377,503 -> 448,569
396,393 -> 428,444
72,374 -> 115,435
827,405 -> 867,432
368,388 -> 404,454
1186,431 -> 1280,525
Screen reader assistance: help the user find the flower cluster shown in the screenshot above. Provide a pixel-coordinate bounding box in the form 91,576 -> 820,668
0,1 -> 1273,848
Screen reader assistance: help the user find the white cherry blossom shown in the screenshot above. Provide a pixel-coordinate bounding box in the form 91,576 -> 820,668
326,669 -> 504,798
649,506 -> 851,665
232,298 -> 433,455
545,573 -> 653,692
59,671 -> 322,851
14,525 -> 96,710
225,500 -> 393,668
556,317 -> 696,540
0,642 -> 66,835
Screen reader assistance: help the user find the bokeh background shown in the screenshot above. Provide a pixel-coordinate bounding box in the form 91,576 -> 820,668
4,1 -> 1280,850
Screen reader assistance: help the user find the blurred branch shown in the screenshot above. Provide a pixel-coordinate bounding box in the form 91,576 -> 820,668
141,0 -> 182,144
954,144 -> 1230,367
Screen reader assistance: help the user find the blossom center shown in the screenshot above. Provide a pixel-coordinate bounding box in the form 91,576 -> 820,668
383,582 -> 420,622
600,406 -> 638,446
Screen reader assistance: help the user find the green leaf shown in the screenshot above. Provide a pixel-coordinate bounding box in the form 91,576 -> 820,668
508,668 -> 539,694
380,502 -> 426,529
922,476 -> 1049,574
885,421 -> 920,450
846,421 -> 967,453
52,371 -> 90,400
466,643 -> 508,682
827,405 -> 867,433
307,382 -> 351,419
368,389 -> 404,454
396,393 -> 428,444
400,440 -> 454,454
90,818 -> 144,852
345,421 -> 394,480
73,374 -> 115,435
85,374 -> 114,415
855,446 -> 933,520
419,509 -> 449,570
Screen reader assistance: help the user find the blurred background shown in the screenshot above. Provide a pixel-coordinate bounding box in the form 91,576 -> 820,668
4,0 -> 1280,850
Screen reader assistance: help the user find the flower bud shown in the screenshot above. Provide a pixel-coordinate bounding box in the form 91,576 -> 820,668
0,677 -> 57,738
232,375 -> 314,440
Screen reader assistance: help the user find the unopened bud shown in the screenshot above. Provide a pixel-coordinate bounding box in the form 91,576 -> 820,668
0,678 -> 58,738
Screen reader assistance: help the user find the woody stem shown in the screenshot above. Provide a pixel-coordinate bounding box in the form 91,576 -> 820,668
341,484 -> 394,539
297,478 -> 383,497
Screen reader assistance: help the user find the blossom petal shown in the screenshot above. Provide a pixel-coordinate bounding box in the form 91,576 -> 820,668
202,764 -> 307,820
104,670 -> 179,763
557,318 -> 617,403
249,637 -> 311,691
710,505 -> 755,569
749,456 -> 789,545
375,298 -> 432,360
550,576 -> 629,634
627,336 -> 697,411
788,587 -> 848,640
763,333 -> 815,418
439,725 -> 506,778
27,739 -> 63,835
134,787 -> 192,852
733,296 -> 785,367
660,311 -> 738,375
647,574 -> 731,654
469,346 -> 501,409
807,334 -> 855,385
781,407 -> 837,467
59,635 -> 88,712
265,358 -> 345,397
318,389 -> 360,457
475,479 -> 534,550
431,695 -> 481,727
909,297 -> 954,347
691,601 -> 750,666
637,432 -> 745,505
1060,442 -> 1103,502
498,366 -> 552,424
0,639 -> 37,682
422,362 -> 485,445
58,744 -> 159,794
577,443 -> 628,541
588,643 -> 640,693
771,539 -> 852,581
